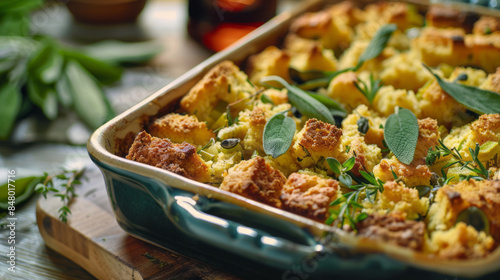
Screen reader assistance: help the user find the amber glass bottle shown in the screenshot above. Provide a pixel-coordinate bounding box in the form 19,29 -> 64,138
188,0 -> 277,51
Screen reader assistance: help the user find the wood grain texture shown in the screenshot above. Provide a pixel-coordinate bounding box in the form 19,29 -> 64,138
35,166 -> 242,280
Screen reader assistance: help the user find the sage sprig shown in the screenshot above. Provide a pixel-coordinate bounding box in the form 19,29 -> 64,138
260,75 -> 335,124
263,111 -> 296,158
426,140 -> 489,181
423,64 -> 500,114
326,171 -> 384,230
384,107 -> 419,164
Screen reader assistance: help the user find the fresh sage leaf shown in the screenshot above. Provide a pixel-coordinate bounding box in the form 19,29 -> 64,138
326,157 -> 342,175
55,74 -> 73,107
289,67 -> 335,84
261,76 -> 335,124
355,24 -> 397,70
82,40 -> 162,65
0,84 -> 21,140
263,112 -> 296,158
0,176 -> 42,209
60,49 -> 122,85
423,64 -> 500,114
384,107 -> 419,165
308,92 -> 347,117
27,79 -> 58,120
456,206 -> 489,234
357,117 -> 369,134
64,60 -> 112,129
28,41 -> 63,84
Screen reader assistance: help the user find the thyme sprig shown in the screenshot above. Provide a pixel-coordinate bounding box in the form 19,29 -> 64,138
353,74 -> 382,104
326,171 -> 384,230
425,140 -> 489,181
35,167 -> 85,223
326,157 -> 384,230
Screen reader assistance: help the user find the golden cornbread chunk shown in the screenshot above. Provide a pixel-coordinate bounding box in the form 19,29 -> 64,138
465,34 -> 500,73
412,27 -> 472,68
363,181 -> 429,220
338,130 -> 382,176
427,222 -> 496,259
148,113 -> 215,146
281,173 -> 341,222
126,131 -> 210,182
418,78 -> 468,127
289,5 -> 353,53
425,5 -> 469,30
326,71 -> 369,110
180,60 -> 255,124
355,213 -> 426,251
380,52 -> 434,92
471,114 -> 500,145
480,68 -> 500,93
373,158 -> 432,187
473,16 -> 500,35
427,180 -> 500,242
289,44 -> 338,72
292,119 -> 342,168
414,118 -> 440,160
372,85 -> 421,117
220,157 -> 286,208
363,2 -> 423,31
413,27 -> 500,73
246,46 -> 291,86
342,105 -> 386,148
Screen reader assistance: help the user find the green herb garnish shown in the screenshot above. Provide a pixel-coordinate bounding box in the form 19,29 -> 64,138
426,140 -> 489,181
326,171 -> 384,230
260,75 -> 335,124
353,74 -> 382,104
35,167 -> 85,223
327,156 -> 356,187
384,107 -> 419,164
263,111 -> 296,158
423,64 -> 500,115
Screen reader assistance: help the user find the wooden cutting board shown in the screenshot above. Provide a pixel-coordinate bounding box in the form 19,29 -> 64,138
35,165 -> 242,280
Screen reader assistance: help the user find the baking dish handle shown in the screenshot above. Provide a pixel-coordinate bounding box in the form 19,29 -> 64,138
169,192 -> 323,268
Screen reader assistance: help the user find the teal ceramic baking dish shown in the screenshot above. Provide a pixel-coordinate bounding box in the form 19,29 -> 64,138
88,0 -> 500,278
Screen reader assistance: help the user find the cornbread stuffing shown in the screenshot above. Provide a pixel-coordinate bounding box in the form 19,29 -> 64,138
125,1 -> 500,260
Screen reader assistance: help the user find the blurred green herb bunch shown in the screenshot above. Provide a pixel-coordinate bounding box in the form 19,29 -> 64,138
0,0 -> 160,140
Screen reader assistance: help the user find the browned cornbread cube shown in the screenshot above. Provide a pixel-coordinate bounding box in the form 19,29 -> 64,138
126,131 -> 210,182
280,173 -> 341,222
220,157 -> 286,208
148,113 -> 215,146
